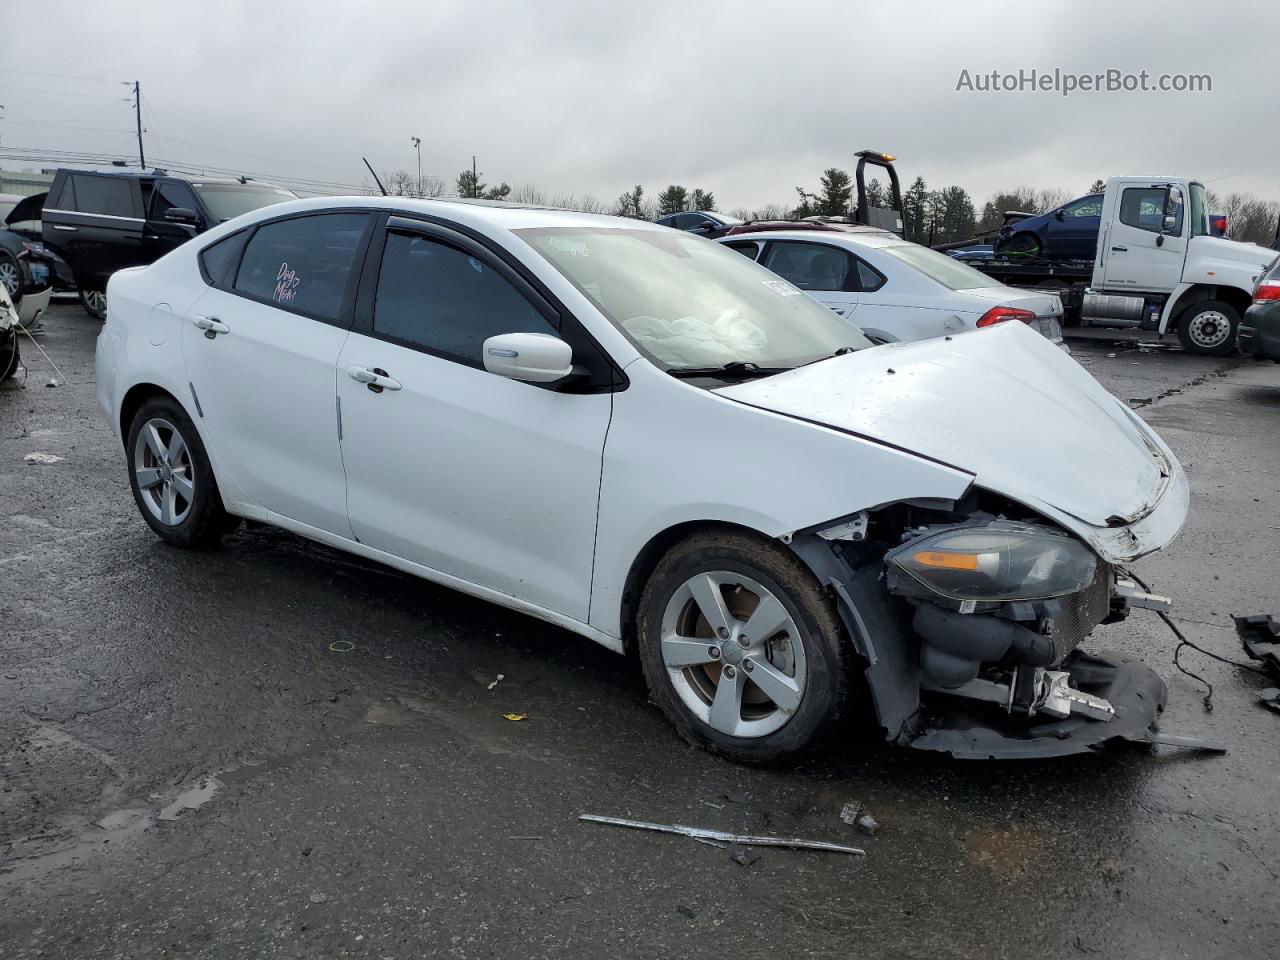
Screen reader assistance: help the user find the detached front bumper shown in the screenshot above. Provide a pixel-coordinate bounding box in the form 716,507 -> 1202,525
907,649 -> 1167,759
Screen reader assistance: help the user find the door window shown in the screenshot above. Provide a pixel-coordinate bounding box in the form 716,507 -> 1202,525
372,232 -> 557,366
762,241 -> 852,291
1119,188 -> 1179,234
1063,196 -> 1103,217
70,175 -> 137,218
149,181 -> 200,221
723,241 -> 761,260
233,213 -> 368,321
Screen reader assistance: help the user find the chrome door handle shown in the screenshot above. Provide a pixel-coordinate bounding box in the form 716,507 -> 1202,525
191,315 -> 230,338
52,224 -> 78,232
346,365 -> 402,393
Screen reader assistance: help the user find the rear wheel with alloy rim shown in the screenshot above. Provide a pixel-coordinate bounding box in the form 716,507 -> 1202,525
0,251 -> 21,300
126,397 -> 229,546
79,284 -> 107,320
1176,299 -> 1239,356
637,531 -> 851,764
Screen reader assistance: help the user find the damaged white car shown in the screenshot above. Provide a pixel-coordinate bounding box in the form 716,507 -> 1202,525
96,198 -> 1189,763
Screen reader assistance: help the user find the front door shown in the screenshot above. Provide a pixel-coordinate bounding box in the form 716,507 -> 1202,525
180,211 -> 371,535
144,181 -> 203,261
337,220 -> 611,622
1102,185 -> 1186,292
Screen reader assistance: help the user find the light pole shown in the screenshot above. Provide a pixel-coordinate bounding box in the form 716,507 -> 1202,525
410,136 -> 421,197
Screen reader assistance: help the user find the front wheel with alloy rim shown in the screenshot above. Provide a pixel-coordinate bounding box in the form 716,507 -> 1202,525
79,284 -> 107,320
636,531 -> 851,765
126,397 -> 230,546
1176,299 -> 1239,356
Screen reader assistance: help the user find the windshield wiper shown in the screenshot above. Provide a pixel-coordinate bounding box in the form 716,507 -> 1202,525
797,345 -> 863,369
667,361 -> 790,381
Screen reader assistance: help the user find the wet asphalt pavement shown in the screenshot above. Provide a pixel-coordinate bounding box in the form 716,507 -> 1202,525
2,304 -> 1278,959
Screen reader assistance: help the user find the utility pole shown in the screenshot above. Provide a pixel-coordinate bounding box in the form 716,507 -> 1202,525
411,136 -> 421,196
133,81 -> 145,169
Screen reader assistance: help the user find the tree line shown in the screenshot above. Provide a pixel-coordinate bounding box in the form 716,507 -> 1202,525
373,166 -> 1280,247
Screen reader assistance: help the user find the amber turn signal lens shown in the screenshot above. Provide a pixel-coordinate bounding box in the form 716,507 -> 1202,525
911,550 -> 980,571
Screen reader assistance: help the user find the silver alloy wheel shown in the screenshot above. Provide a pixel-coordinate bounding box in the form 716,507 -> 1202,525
0,258 -> 19,296
660,571 -> 807,738
84,289 -> 107,316
1186,309 -> 1231,349
133,417 -> 195,526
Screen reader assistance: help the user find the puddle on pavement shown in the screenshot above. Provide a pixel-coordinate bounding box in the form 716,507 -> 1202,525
0,776 -> 225,885
157,776 -> 222,821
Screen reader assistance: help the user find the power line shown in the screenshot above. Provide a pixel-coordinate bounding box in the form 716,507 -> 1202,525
0,85 -> 131,101
0,67 -> 125,85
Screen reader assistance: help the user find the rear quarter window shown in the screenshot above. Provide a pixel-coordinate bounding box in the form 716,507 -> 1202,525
198,231 -> 249,287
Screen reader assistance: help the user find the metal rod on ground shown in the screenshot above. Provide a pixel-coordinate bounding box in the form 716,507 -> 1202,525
579,814 -> 866,856
16,321 -> 70,385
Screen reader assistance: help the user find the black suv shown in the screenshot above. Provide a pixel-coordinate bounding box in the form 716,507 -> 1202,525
42,169 -> 297,318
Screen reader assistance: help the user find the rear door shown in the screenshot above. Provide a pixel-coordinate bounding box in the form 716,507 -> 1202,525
760,239 -> 861,318
180,211 -> 372,535
1102,185 -> 1186,292
336,216 -> 613,621
42,172 -> 145,289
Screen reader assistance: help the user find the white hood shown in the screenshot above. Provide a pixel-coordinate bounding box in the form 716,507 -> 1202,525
714,323 -> 1181,537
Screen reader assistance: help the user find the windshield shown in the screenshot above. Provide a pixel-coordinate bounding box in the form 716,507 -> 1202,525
878,242 -> 994,290
192,183 -> 298,221
1189,182 -> 1209,237
517,227 -> 871,372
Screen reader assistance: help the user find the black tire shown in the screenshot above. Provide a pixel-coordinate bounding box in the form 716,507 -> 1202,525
1001,232 -> 1041,257
1175,299 -> 1239,356
79,283 -> 107,320
125,396 -> 229,547
0,250 -> 22,303
636,530 -> 852,765
1,333 -> 19,381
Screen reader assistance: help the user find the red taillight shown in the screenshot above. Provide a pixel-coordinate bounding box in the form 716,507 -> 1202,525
1255,282 -> 1280,303
977,306 -> 1037,327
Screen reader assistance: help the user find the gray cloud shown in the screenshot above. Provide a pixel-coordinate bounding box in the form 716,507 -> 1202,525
1,0 -> 1273,211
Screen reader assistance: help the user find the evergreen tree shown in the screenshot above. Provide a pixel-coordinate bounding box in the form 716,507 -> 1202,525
690,188 -> 715,211
902,176 -> 930,243
935,185 -> 976,243
456,169 -> 485,199
615,185 -> 647,219
1087,179 -> 1106,194
657,185 -> 689,216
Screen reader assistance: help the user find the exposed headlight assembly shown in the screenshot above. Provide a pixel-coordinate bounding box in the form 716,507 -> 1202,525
886,520 -> 1097,602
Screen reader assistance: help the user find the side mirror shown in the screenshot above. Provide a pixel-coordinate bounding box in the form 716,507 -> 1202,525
163,207 -> 200,226
1161,214 -> 1178,234
688,221 -> 715,235
482,332 -> 573,383
1054,208 -> 1065,221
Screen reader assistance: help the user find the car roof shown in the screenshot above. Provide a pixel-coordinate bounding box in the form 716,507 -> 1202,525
54,167 -> 286,188
719,229 -> 907,249
209,194 -> 679,233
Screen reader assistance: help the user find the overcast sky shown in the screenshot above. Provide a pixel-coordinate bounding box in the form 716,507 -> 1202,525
1,0 -> 1274,211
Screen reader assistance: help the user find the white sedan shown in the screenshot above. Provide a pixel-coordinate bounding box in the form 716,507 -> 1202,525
97,197 -> 1188,763
719,230 -> 1066,345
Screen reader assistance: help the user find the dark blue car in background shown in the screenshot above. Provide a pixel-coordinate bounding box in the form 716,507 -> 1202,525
996,194 -> 1103,259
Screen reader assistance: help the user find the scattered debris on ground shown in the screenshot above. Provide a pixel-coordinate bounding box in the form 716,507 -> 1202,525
1235,614 -> 1280,681
1259,689 -> 1280,714
487,673 -> 504,690
579,814 -> 865,856
23,452 -> 63,464
502,713 -> 527,721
